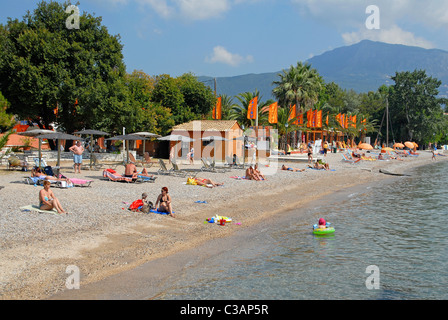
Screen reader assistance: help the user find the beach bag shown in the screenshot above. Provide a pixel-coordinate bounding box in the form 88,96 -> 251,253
44,166 -> 54,176
129,199 -> 143,211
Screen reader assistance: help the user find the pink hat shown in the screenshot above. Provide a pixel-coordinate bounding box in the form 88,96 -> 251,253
318,218 -> 326,226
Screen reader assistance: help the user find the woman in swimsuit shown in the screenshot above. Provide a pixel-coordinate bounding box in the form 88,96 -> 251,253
188,176 -> 224,188
39,180 -> 67,214
155,187 -> 174,217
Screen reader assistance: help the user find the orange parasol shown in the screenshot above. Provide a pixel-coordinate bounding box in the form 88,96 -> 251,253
404,141 -> 415,149
393,143 -> 404,149
359,143 -> 373,150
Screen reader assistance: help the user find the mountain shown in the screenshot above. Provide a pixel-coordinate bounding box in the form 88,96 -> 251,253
199,40 -> 448,100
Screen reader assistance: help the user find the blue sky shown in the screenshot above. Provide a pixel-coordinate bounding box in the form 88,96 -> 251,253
1,0 -> 448,78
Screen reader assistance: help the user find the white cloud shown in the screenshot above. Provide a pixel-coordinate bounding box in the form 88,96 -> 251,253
205,46 -> 254,67
342,25 -> 434,49
137,0 -> 230,21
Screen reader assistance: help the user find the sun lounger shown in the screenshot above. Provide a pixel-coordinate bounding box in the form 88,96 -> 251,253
157,159 -> 174,176
201,158 -> 226,173
142,152 -> 156,169
137,175 -> 157,183
341,154 -> 361,164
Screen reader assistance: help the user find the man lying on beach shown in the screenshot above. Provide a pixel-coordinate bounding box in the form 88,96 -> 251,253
310,161 -> 330,170
281,165 -> 305,172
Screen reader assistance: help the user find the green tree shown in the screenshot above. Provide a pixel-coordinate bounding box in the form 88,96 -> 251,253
389,70 -> 446,144
229,90 -> 272,128
0,0 -> 129,139
176,73 -> 216,117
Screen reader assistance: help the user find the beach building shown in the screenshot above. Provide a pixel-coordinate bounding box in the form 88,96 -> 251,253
170,120 -> 244,161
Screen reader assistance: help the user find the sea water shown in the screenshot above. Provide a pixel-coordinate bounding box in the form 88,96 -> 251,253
158,161 -> 448,300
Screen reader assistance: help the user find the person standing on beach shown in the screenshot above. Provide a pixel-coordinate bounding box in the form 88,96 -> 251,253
69,141 -> 84,174
307,145 -> 313,164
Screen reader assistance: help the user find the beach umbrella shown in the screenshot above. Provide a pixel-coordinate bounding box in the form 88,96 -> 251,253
393,143 -> 404,149
404,141 -> 415,149
413,142 -> 418,148
131,132 -> 161,157
158,134 -> 195,142
359,143 -> 373,150
74,129 -> 110,169
106,134 -> 149,163
17,129 -> 54,168
36,132 -> 85,176
382,147 -> 393,151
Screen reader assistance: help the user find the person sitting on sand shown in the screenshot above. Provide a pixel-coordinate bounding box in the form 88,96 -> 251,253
124,161 -> 138,179
187,176 -> 224,188
39,180 -> 67,214
155,187 -> 174,218
245,166 -> 261,181
254,163 -> 266,180
281,164 -> 305,172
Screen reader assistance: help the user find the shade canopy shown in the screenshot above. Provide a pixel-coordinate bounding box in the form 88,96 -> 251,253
393,143 -> 404,149
132,131 -> 161,138
17,129 -> 54,137
106,134 -> 148,141
74,129 -> 109,136
158,134 -> 195,142
404,141 -> 415,149
36,132 -> 84,141
359,143 -> 373,150
201,135 -> 229,141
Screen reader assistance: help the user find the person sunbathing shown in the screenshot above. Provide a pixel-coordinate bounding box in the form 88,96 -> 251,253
187,176 -> 224,188
281,164 -> 305,172
39,180 -> 67,214
124,161 -> 138,178
32,167 -> 72,184
139,167 -> 155,178
312,161 -> 330,170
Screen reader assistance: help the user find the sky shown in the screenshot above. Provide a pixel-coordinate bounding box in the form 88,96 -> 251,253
1,0 -> 448,78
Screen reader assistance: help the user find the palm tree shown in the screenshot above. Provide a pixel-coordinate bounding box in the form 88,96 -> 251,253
272,62 -> 323,114
229,90 -> 271,128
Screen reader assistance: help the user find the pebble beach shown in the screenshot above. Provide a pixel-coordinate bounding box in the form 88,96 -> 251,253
0,151 -> 445,299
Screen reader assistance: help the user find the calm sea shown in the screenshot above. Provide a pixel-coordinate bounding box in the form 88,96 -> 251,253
157,160 -> 448,300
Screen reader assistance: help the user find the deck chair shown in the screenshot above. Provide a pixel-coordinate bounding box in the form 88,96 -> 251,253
172,160 -> 201,178
210,160 -> 231,172
157,159 -> 174,176
341,154 -> 361,164
24,176 -> 62,187
128,153 -> 143,167
142,152 -> 156,169
201,158 -> 215,172
7,155 -> 29,171
102,169 -> 139,183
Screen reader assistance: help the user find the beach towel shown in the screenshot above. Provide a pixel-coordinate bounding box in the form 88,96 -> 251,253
230,176 -> 249,180
308,167 -> 336,171
149,209 -> 175,215
20,205 -> 59,215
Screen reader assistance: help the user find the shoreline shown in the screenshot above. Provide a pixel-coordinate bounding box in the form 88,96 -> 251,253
0,151 -> 445,299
